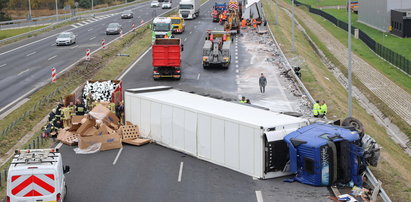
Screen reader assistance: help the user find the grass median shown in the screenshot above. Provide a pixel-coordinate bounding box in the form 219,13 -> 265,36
263,0 -> 411,201
0,25 -> 48,40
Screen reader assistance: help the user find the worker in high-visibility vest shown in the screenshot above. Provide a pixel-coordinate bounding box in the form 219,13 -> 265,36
61,107 -> 72,128
313,100 -> 321,118
239,96 -> 246,103
76,99 -> 86,115
68,102 -> 76,117
252,18 -> 257,29
241,19 -> 246,28
108,102 -> 116,114
319,100 -> 328,118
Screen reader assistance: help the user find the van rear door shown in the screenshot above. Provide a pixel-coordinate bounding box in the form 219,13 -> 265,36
10,171 -> 56,201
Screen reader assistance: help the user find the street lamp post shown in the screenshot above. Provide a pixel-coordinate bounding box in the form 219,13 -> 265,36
275,0 -> 279,25
28,0 -> 32,20
347,0 -> 353,117
92,0 -> 94,11
292,0 -> 295,51
55,0 -> 59,22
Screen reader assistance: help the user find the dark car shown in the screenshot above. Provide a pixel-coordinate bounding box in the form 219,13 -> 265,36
106,23 -> 122,35
121,10 -> 133,19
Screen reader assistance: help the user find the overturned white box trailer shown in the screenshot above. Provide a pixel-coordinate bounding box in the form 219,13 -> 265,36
125,86 -> 309,179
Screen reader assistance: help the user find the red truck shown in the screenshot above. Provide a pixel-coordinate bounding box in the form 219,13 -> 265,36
152,38 -> 183,80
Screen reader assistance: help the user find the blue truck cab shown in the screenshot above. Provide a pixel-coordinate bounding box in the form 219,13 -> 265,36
284,123 -> 365,186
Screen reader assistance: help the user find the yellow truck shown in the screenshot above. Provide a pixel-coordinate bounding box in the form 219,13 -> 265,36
170,16 -> 185,34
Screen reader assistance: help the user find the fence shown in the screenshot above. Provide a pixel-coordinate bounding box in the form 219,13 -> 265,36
295,0 -> 411,75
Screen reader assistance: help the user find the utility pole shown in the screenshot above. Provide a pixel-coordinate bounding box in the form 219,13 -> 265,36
347,0 -> 353,117
55,0 -> 58,22
28,0 -> 32,20
92,0 -> 94,11
291,0 -> 295,51
275,0 -> 279,25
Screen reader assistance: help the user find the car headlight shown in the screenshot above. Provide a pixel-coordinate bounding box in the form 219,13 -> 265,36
223,57 -> 229,61
202,56 -> 208,61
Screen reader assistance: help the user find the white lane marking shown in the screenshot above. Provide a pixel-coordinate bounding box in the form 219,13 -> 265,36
235,60 -> 238,63
89,36 -> 96,40
88,28 -> 94,31
0,64 -> 6,68
56,142 -> 63,149
178,161 -> 184,182
26,51 -> 36,56
189,31 -> 192,34
235,45 -> 238,49
236,69 -> 239,73
113,147 -> 124,165
47,55 -> 57,61
235,48 -> 238,52
235,52 -> 238,55
184,38 -> 187,41
71,25 -> 79,28
256,191 -> 263,202
236,64 -> 239,68
236,74 -> 239,79
51,43 -> 55,47
235,56 -> 238,59
118,48 -> 152,80
197,73 -> 200,80
70,45 -> 79,49
17,69 -> 30,76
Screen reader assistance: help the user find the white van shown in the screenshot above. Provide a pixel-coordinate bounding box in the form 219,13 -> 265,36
7,149 -> 70,202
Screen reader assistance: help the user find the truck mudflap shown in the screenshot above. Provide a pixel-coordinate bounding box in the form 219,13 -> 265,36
153,67 -> 181,80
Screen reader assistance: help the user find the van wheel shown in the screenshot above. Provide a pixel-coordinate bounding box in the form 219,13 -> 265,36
342,117 -> 364,138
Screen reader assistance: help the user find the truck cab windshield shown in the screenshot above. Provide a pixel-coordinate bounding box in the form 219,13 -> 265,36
171,19 -> 181,24
179,4 -> 193,9
153,23 -> 171,31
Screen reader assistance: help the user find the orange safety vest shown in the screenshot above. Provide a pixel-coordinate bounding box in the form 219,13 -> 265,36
241,20 -> 246,27
164,34 -> 169,38
253,19 -> 257,28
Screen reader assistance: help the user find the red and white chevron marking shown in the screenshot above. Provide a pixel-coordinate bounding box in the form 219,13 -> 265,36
102,39 -> 105,49
86,49 -> 91,60
11,174 -> 55,197
51,67 -> 56,83
132,23 -> 136,32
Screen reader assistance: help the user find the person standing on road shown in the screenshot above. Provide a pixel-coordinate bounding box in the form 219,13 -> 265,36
239,96 -> 246,103
259,73 -> 267,93
319,100 -> 328,118
313,100 -> 321,118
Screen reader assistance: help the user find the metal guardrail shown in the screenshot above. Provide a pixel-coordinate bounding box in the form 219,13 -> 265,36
263,3 -> 391,202
0,0 -> 146,28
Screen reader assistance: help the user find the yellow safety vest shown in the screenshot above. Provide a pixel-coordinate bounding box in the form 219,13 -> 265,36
320,104 -> 328,115
62,108 -> 71,120
313,103 -> 321,116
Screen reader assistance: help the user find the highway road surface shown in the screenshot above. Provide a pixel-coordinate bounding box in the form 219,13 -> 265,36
0,0 -> 179,115
58,0 -> 330,201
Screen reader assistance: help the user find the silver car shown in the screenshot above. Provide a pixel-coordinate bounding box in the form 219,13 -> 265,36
56,32 -> 76,46
151,0 -> 160,7
106,23 -> 122,35
162,0 -> 171,9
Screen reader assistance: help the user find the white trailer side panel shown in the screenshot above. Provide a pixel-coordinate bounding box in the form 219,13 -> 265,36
125,88 -> 308,178
184,111 -> 197,156
211,118 -> 225,165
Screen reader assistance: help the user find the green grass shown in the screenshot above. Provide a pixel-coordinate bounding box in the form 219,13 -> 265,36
324,8 -> 411,61
307,10 -> 411,93
295,0 -> 346,7
0,25 -> 48,40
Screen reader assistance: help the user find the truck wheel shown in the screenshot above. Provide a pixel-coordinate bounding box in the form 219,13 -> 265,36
342,117 -> 364,137
153,77 -> 160,81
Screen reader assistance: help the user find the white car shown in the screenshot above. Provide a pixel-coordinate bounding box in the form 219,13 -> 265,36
56,32 -> 76,46
162,0 -> 172,9
151,0 -> 160,7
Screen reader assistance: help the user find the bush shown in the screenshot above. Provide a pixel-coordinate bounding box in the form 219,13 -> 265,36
79,0 -> 91,8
